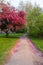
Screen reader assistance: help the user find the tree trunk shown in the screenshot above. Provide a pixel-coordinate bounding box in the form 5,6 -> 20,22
6,32 -> 9,38
5,29 -> 9,38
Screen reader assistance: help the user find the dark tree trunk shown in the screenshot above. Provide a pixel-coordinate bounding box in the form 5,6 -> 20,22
6,32 -> 9,38
5,29 -> 9,38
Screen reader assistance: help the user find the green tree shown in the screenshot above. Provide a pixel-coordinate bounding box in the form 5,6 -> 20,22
27,6 -> 43,37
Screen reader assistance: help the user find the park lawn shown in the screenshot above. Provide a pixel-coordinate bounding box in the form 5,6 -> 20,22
30,36 -> 43,51
0,33 -> 23,65
0,33 -> 24,38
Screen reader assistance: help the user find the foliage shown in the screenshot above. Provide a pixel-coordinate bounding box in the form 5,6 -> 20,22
0,3 -> 26,37
27,6 -> 43,37
16,26 -> 27,33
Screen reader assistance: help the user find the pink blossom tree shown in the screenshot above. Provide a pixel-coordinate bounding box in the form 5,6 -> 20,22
0,3 -> 26,37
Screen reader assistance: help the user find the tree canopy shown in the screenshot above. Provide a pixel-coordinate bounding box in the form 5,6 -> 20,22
0,3 -> 26,37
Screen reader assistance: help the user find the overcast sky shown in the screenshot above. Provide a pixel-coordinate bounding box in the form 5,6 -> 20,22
6,0 -> 43,8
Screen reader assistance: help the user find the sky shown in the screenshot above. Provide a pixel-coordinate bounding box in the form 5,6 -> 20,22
6,0 -> 43,8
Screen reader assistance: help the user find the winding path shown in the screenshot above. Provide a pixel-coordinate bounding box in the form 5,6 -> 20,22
5,36 -> 43,65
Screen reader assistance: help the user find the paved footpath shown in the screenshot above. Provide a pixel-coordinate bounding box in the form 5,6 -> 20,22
5,37 -> 43,65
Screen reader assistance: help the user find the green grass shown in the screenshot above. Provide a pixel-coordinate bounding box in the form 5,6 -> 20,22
29,36 -> 43,51
0,33 -> 23,65
0,33 -> 24,38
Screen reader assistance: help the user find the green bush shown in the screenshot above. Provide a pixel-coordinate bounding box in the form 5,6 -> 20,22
29,27 -> 40,37
16,28 -> 27,33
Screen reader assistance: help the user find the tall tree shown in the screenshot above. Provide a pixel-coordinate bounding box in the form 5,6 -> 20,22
0,3 -> 26,37
27,5 -> 43,37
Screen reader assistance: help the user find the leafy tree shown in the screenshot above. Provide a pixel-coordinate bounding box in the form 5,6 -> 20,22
0,3 -> 26,37
27,6 -> 43,37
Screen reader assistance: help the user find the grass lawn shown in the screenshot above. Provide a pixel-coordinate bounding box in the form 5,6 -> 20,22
29,36 -> 43,51
0,33 -> 23,65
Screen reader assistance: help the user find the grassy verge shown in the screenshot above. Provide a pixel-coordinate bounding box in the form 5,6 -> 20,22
0,33 -> 24,38
0,33 -> 24,65
29,36 -> 43,51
